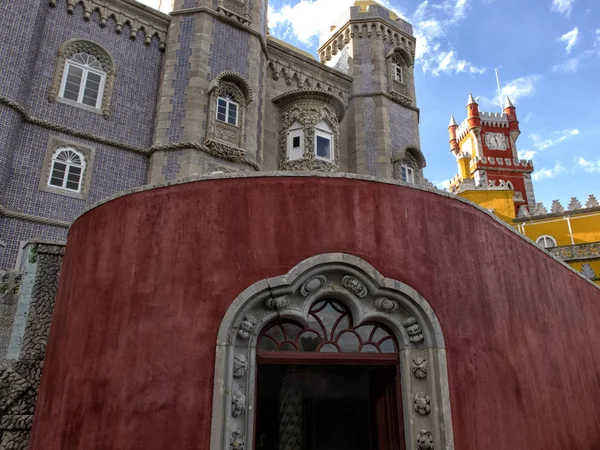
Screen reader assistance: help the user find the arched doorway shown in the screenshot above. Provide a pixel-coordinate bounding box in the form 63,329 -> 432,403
256,299 -> 403,450
210,254 -> 453,450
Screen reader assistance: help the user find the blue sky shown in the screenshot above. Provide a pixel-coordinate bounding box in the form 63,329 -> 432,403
140,0 -> 599,208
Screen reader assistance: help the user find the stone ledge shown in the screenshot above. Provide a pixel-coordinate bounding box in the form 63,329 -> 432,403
0,205 -> 71,229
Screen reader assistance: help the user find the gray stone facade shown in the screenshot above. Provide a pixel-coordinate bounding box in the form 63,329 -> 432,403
0,0 -> 424,270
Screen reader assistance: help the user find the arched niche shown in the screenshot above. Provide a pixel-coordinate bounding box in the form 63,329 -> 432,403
210,253 -> 454,450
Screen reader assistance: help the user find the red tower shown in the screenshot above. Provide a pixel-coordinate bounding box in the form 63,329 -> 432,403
449,95 -> 535,214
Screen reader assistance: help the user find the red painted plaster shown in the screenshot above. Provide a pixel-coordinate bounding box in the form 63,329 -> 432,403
29,176 -> 600,450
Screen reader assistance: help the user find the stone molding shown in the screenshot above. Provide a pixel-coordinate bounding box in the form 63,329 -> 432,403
0,243 -> 65,450
0,204 -> 71,229
151,142 -> 260,171
171,7 -> 269,58
47,39 -> 116,119
37,136 -> 96,201
513,205 -> 600,222
48,0 -> 169,51
73,172 -> 600,291
349,91 -> 420,115
548,243 -> 600,262
209,253 -> 454,450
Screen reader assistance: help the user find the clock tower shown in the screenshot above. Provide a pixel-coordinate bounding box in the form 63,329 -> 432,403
448,95 -> 535,215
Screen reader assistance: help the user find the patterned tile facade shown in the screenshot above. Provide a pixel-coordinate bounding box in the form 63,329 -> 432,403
362,99 -> 377,176
0,107 -> 21,195
388,105 -> 417,156
209,19 -> 250,79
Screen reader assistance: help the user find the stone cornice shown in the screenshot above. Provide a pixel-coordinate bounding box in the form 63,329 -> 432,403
170,7 -> 269,58
0,204 -> 71,229
49,0 -> 170,50
549,242 -> 600,262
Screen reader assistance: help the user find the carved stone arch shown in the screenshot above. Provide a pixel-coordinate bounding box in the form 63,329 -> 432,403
210,253 -> 453,450
392,146 -> 427,184
392,145 -> 427,169
386,46 -> 414,67
48,38 -> 116,119
209,72 -> 254,105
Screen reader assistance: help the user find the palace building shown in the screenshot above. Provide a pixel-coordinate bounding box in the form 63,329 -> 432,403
1,1 -> 600,450
448,95 -> 600,285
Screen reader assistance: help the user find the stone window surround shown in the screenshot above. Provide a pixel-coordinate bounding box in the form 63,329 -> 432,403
48,39 -> 116,119
210,253 -> 454,450
314,120 -> 334,163
206,73 -> 254,151
48,147 -> 87,193
38,137 -> 95,201
386,47 -> 413,99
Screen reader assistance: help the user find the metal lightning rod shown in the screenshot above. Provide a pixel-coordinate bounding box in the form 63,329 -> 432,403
495,68 -> 503,111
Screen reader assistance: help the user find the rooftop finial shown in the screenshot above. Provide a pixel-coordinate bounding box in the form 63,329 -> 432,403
505,96 -> 515,108
449,115 -> 458,127
467,93 -> 478,106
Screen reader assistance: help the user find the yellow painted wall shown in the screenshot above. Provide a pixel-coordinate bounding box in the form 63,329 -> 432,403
459,190 -> 516,223
569,260 -> 600,286
518,213 -> 600,246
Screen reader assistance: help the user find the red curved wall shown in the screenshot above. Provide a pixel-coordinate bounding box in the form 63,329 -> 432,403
30,176 -> 600,450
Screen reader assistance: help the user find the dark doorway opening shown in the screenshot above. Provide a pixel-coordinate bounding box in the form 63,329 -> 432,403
255,364 -> 402,450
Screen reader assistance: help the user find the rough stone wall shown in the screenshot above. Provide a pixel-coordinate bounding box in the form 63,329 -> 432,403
0,244 -> 64,450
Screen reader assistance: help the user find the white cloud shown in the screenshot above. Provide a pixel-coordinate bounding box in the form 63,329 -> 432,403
558,27 -> 579,54
553,57 -> 581,73
532,163 -> 566,181
576,157 -> 600,173
518,149 -> 537,160
136,0 -> 171,12
435,179 -> 451,190
529,129 -> 580,151
268,0 -> 406,45
479,74 -> 543,109
551,0 -> 576,16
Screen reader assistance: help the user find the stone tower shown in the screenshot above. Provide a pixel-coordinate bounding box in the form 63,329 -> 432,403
149,0 -> 269,182
318,1 -> 425,181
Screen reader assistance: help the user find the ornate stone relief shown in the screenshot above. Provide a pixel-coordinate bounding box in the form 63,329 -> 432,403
412,357 -> 428,380
403,317 -> 424,343
414,393 -> 431,416
341,276 -> 367,298
218,0 -> 251,26
210,254 -> 453,450
375,297 -> 399,312
300,276 -> 326,296
231,391 -> 247,418
416,430 -> 434,450
273,91 -> 345,172
0,271 -> 23,306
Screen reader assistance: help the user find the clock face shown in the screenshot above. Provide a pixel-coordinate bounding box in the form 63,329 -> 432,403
485,132 -> 508,150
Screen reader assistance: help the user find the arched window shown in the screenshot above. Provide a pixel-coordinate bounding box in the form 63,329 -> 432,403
391,56 -> 404,84
287,121 -> 304,161
48,148 -> 86,193
59,52 -> 106,109
314,121 -> 334,162
216,91 -> 239,126
49,40 -> 115,118
536,235 -> 557,249
400,165 -> 415,184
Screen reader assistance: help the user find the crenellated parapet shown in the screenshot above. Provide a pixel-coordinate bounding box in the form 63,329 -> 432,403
48,0 -> 170,51
470,156 -> 534,172
516,194 -> 600,218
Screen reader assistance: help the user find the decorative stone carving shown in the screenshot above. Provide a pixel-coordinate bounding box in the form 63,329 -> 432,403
414,393 -> 431,416
0,271 -> 23,305
215,126 -> 237,144
412,357 -> 428,379
233,355 -> 247,378
341,276 -> 367,298
404,317 -> 424,343
416,430 -> 434,450
230,432 -> 245,450
265,296 -> 290,311
231,390 -> 246,418
238,315 -> 258,339
300,276 -> 326,296
374,297 -> 399,312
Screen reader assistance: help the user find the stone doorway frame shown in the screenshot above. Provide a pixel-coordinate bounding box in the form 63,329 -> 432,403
210,253 -> 454,450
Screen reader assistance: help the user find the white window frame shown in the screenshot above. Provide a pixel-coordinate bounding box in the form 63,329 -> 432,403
59,56 -> 106,110
314,121 -> 334,162
536,235 -> 557,249
216,93 -> 239,127
392,58 -> 404,84
401,165 -> 415,184
47,148 -> 86,193
287,122 -> 304,161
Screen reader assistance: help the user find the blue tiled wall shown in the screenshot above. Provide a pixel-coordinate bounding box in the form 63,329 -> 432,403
388,104 -> 417,155
0,107 -> 21,196
0,218 -> 68,270
209,19 -> 250,79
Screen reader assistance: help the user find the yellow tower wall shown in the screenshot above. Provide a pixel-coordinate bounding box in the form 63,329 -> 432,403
458,190 -> 516,223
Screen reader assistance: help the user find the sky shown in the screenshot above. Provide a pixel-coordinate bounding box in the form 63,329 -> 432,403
139,0 -> 600,208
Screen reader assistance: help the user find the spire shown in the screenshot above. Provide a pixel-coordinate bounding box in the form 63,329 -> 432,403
505,96 -> 514,108
449,115 -> 458,127
467,93 -> 478,106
